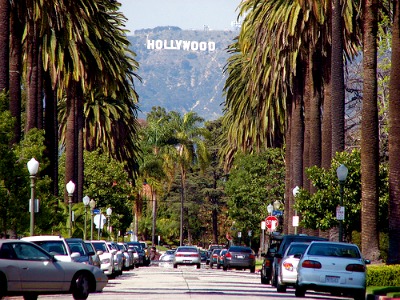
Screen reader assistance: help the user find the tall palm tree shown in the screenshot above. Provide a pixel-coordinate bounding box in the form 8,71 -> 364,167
169,111 -> 209,245
361,0 -> 380,261
388,0 -> 400,264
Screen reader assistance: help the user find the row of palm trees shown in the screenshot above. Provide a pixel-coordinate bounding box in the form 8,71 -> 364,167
221,0 -> 400,263
0,0 -> 141,208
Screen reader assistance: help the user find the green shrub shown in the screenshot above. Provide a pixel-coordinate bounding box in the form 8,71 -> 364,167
367,264 -> 400,286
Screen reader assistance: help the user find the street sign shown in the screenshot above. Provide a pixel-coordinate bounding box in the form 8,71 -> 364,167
266,216 -> 279,231
92,208 -> 100,214
336,206 -> 345,220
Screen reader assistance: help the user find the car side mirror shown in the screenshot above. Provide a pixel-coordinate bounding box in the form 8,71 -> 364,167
71,252 -> 81,258
110,249 -> 117,255
364,259 -> 371,265
97,250 -> 104,255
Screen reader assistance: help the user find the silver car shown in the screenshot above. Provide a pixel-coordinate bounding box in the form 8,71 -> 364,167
296,241 -> 370,300
173,246 -> 201,269
0,239 -> 107,300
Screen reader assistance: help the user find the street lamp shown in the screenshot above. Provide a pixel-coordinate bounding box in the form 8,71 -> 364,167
83,195 -> 90,240
66,180 -> 75,238
292,186 -> 300,235
267,203 -> 273,216
27,158 -> 39,236
106,207 -> 112,238
336,164 -> 348,242
89,199 -> 96,240
261,221 -> 266,253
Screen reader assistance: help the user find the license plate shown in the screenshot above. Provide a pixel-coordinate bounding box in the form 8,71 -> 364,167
236,255 -> 244,259
183,260 -> 191,263
326,276 -> 339,283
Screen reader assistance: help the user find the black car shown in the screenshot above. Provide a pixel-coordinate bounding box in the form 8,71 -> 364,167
222,246 -> 256,273
261,234 -> 328,285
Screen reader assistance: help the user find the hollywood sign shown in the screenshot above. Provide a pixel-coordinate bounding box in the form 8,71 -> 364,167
146,39 -> 216,52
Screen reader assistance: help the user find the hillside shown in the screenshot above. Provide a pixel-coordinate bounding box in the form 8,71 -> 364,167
128,27 -> 238,120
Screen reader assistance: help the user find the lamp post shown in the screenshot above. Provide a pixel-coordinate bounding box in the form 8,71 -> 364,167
106,207 -> 112,238
83,196 -> 90,240
336,164 -> 348,242
27,158 -> 39,236
267,203 -> 273,216
292,186 -> 300,235
66,181 -> 75,238
89,199 -> 96,240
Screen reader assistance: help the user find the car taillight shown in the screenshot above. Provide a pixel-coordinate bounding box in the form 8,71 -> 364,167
346,264 -> 366,272
249,254 -> 255,259
225,252 -> 232,259
302,260 -> 322,269
212,253 -> 218,258
264,260 -> 271,267
190,254 -> 199,257
175,253 -> 183,257
283,262 -> 294,271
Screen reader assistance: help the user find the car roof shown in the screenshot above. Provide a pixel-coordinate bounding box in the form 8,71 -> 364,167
22,235 -> 64,241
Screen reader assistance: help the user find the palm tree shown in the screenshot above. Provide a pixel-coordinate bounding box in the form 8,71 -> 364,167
169,111 -> 209,245
361,0 -> 380,261
388,0 -> 400,264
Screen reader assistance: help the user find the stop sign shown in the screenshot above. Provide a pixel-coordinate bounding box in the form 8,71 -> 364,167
265,216 -> 279,231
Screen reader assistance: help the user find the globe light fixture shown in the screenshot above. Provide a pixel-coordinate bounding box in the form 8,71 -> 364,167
27,158 -> 39,236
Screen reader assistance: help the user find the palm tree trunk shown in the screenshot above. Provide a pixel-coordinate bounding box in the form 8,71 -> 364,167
9,4 -> 22,144
0,0 -> 9,92
65,82 -> 77,203
331,0 -> 345,153
388,0 -> 400,264
361,0 -> 380,261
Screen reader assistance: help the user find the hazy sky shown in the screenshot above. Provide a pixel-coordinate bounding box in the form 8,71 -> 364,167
118,0 -> 243,33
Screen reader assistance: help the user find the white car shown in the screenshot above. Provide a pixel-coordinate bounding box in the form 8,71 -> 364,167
0,239 -> 107,300
173,246 -> 201,269
90,240 -> 115,277
295,241 -> 370,300
107,241 -> 124,275
276,242 -> 310,292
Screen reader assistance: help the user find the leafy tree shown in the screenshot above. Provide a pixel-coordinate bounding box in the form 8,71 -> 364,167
224,149 -> 285,247
296,150 -> 388,246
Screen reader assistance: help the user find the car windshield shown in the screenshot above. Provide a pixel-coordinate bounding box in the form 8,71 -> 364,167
33,241 -> 67,255
286,244 -> 309,256
308,243 -> 361,258
67,241 -> 86,255
92,242 -> 107,252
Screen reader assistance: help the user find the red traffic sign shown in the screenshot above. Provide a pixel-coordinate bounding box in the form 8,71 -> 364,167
266,216 -> 279,230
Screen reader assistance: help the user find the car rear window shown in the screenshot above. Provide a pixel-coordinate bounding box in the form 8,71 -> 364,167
308,243 -> 361,258
34,241 -> 67,255
177,247 -> 198,253
229,246 -> 252,253
92,242 -> 107,252
286,244 -> 309,256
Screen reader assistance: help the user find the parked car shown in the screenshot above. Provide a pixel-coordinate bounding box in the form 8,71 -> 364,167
209,248 -> 222,269
217,249 -> 228,269
276,242 -> 310,292
127,241 -> 150,266
22,236 -> 95,265
222,246 -> 256,273
106,241 -> 124,275
173,246 -> 201,269
200,250 -> 208,263
0,239 -> 108,300
84,240 -> 101,269
118,242 -> 134,270
261,234 -> 328,286
90,240 -> 116,277
159,249 -> 176,262
295,241 -> 370,300
128,245 -> 140,266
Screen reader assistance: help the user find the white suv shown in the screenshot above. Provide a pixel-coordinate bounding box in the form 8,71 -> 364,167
21,236 -> 94,265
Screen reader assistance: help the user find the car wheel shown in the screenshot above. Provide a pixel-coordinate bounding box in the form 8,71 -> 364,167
353,289 -> 366,300
260,275 -> 269,284
72,272 -> 90,300
210,263 -> 213,269
295,286 -> 306,297
223,265 -> 228,271
197,264 -> 201,269
0,272 -> 7,299
277,281 -> 287,293
250,266 -> 255,273
23,294 -> 38,300
173,264 -> 178,269
217,264 -> 221,269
